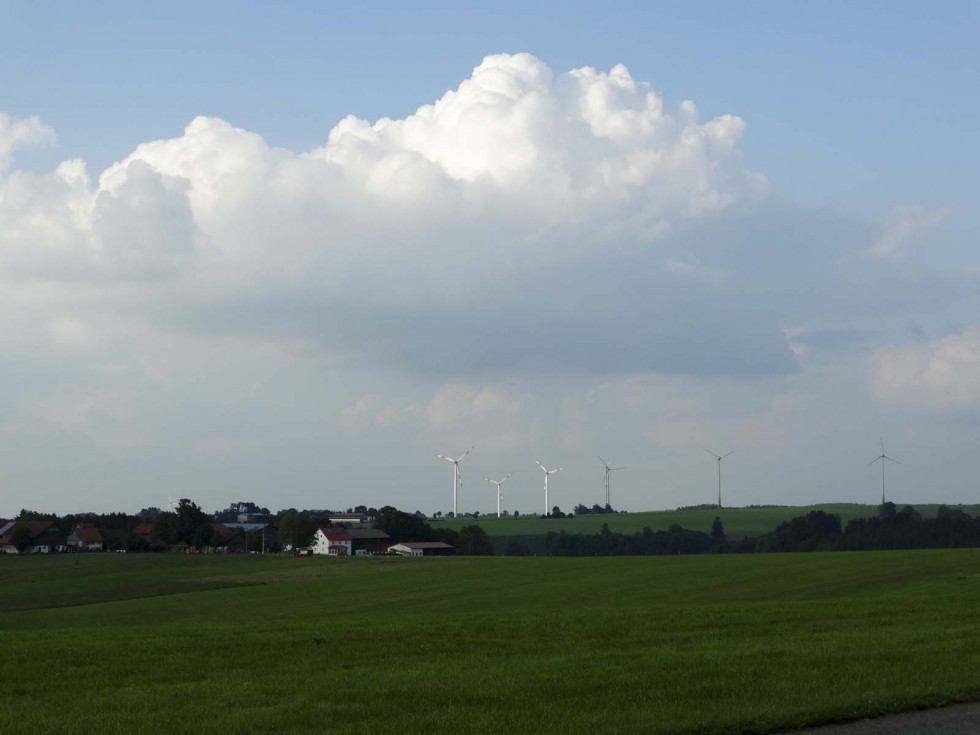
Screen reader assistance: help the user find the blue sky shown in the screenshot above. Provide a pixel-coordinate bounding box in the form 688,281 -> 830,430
0,2 -> 978,515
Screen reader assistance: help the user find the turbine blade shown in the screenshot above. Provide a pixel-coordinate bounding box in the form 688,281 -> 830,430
703,447 -> 719,459
501,473 -> 512,483
459,445 -> 475,460
536,461 -> 546,472
868,456 -> 881,465
884,455 -> 900,465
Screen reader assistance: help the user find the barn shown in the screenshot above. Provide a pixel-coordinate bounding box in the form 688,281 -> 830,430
388,541 -> 455,557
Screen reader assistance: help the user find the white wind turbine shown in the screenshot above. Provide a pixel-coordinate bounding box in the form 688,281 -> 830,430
166,495 -> 178,513
436,445 -> 474,517
599,456 -> 625,509
536,461 -> 564,515
703,448 -> 735,509
485,474 -> 512,518
869,438 -> 900,504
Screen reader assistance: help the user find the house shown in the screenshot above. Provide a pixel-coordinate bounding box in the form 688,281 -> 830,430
388,541 -> 455,557
132,522 -> 154,540
67,523 -> 105,552
0,520 -> 69,554
205,523 -> 246,553
313,527 -> 352,556
346,528 -> 391,556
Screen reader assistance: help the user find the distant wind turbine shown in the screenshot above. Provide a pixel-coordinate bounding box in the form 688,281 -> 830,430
599,456 -> 625,508
436,445 -> 474,517
869,438 -> 900,504
485,474 -> 512,518
536,461 -> 564,515
703,448 -> 735,509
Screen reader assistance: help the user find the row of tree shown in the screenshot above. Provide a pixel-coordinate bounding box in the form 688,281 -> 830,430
535,504 -> 980,557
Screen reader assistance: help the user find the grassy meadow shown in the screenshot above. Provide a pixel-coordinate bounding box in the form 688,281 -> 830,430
2,550 -> 980,734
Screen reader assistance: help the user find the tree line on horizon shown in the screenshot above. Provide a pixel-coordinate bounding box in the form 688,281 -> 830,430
533,503 -> 980,557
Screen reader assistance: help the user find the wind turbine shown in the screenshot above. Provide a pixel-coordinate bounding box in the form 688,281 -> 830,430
703,448 -> 735,509
869,438 -> 900,504
166,495 -> 178,513
536,461 -> 564,515
599,456 -> 625,509
485,474 -> 512,518
436,445 -> 474,517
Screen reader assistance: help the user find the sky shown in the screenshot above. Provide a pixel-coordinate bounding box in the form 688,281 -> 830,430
1,1 -> 978,517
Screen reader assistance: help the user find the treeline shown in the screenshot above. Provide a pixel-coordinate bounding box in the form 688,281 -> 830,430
537,504 -> 980,557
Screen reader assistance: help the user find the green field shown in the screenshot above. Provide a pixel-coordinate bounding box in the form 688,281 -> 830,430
2,550 -> 980,734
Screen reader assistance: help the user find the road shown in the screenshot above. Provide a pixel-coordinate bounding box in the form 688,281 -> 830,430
784,702 -> 980,734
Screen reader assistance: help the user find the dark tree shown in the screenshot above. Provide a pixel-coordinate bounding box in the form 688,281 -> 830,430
278,511 -> 319,548
711,516 -> 725,539
12,527 -> 33,553
456,525 -> 494,556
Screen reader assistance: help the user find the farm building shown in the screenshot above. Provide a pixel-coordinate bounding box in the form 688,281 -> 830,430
388,542 -> 455,557
346,528 -> 392,556
328,512 -> 369,524
0,520 -> 68,554
67,523 -> 105,551
313,527 -> 352,556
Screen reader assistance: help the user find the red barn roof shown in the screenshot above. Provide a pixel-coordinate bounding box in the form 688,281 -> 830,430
318,527 -> 352,541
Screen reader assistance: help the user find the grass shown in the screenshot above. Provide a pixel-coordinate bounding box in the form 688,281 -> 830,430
2,550 -> 980,734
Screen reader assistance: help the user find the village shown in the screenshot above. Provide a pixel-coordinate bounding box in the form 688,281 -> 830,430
0,510 -> 456,558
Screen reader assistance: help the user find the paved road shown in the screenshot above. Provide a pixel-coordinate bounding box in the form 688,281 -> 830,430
783,702 -> 980,734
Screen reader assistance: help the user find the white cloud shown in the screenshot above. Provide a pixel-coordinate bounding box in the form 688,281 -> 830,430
872,327 -> 980,411
0,112 -> 56,171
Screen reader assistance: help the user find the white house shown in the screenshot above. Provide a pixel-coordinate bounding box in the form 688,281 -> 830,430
312,527 -> 352,556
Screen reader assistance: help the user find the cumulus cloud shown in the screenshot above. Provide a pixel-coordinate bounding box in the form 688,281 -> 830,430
872,327 -> 980,411
0,53 -> 790,381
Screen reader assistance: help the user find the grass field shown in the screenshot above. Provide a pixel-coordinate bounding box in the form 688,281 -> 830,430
2,550 -> 980,734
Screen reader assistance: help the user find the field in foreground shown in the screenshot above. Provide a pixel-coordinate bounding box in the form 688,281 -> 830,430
2,550 -> 979,734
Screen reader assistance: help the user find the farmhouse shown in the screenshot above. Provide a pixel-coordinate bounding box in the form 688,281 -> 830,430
0,520 -> 68,554
67,523 -> 105,552
313,527 -> 352,556
388,541 -> 455,557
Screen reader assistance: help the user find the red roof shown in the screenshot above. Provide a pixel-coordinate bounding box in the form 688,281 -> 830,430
132,522 -> 153,536
0,520 -> 57,545
319,527 -> 351,541
72,523 -> 104,543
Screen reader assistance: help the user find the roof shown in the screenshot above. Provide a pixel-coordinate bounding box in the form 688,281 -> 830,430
0,520 -> 59,545
132,522 -> 154,536
394,541 -> 454,549
328,513 -> 367,521
318,527 -> 351,541
346,528 -> 391,540
72,523 -> 103,543
0,520 -> 15,537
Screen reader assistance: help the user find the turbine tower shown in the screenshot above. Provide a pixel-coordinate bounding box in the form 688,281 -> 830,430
436,445 -> 474,517
485,474 -> 512,518
599,456 -> 625,509
536,461 -> 564,515
703,448 -> 735,509
869,438 -> 900,504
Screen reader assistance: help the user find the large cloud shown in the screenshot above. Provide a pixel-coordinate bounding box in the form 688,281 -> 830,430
0,54 -> 969,386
